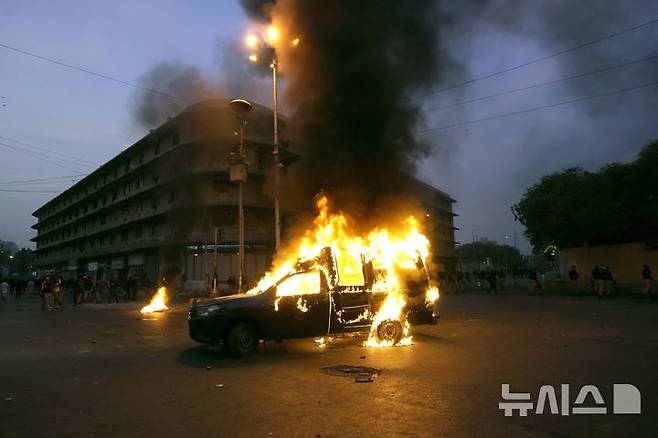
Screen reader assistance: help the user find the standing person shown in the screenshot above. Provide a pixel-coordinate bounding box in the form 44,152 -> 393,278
75,275 -> 85,305
93,278 -> 105,303
15,278 -> 24,300
126,275 -> 137,301
591,265 -> 602,295
0,279 -> 9,301
598,265 -> 613,298
487,271 -> 498,295
567,265 -> 580,295
108,274 -> 120,304
497,271 -> 506,291
52,277 -> 63,309
529,270 -> 543,296
641,264 -> 656,299
456,271 -> 465,294
42,277 -> 54,311
26,278 -> 35,299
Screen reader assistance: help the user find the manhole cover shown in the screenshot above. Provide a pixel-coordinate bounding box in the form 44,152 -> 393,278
320,365 -> 382,378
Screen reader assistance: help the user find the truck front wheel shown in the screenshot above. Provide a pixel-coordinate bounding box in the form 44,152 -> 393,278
227,322 -> 259,356
376,319 -> 403,345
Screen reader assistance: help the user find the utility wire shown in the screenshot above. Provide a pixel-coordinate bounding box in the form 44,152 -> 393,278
0,141 -> 96,171
0,42 -> 187,103
419,16 -> 658,99
0,174 -> 87,185
0,134 -> 100,167
0,188 -> 61,193
423,52 -> 658,113
0,141 -> 85,172
420,80 -> 658,133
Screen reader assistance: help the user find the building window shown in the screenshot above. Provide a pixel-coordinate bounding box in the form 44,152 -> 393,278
151,196 -> 160,211
169,189 -> 177,203
135,224 -> 142,238
151,224 -> 157,236
213,178 -> 230,194
172,131 -> 179,146
112,191 -> 117,201
121,230 -> 128,242
139,152 -> 144,164
110,234 -> 115,244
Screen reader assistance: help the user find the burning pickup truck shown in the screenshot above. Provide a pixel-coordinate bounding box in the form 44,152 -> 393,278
188,196 -> 440,355
188,246 -> 439,355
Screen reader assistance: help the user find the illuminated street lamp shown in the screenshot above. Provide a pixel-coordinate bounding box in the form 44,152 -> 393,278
246,26 -> 299,253
229,98 -> 253,293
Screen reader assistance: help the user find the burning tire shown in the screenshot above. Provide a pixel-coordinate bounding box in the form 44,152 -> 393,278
375,319 -> 403,345
227,322 -> 259,356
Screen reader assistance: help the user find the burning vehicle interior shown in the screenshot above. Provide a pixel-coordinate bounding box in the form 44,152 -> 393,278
189,196 -> 440,355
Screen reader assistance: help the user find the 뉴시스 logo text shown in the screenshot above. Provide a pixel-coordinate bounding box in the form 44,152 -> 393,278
499,383 -> 641,416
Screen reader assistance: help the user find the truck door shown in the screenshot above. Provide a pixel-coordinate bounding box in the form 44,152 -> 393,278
270,270 -> 330,339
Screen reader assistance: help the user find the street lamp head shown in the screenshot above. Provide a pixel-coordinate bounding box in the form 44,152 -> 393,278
245,34 -> 259,49
229,98 -> 253,119
291,37 -> 300,46
249,54 -> 258,62
266,26 -> 279,43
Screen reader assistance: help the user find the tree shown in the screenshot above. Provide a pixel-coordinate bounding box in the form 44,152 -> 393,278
513,139 -> 658,252
456,241 -> 523,269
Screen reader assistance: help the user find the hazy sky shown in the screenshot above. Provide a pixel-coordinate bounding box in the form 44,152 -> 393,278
1,1 -> 657,253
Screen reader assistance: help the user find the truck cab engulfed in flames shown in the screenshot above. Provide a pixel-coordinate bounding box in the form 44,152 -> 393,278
188,245 -> 440,356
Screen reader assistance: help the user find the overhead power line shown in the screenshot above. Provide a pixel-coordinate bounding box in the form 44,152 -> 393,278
0,188 -> 61,193
0,174 -> 87,185
0,140 -> 96,172
423,52 -> 658,113
0,42 -> 186,103
0,134 -> 100,167
420,80 -> 658,133
419,16 -> 658,99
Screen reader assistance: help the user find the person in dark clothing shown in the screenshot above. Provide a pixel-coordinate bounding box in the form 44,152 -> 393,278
487,271 -> 498,295
567,265 -> 580,295
108,275 -> 120,303
599,265 -> 614,298
591,265 -> 602,295
126,275 -> 137,301
641,264 -> 655,298
529,270 -> 543,296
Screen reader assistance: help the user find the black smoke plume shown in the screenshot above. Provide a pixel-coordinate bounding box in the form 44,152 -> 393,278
241,0 -> 455,224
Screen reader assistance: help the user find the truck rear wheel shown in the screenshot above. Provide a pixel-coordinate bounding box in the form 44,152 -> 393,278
376,319 -> 403,345
227,322 -> 259,356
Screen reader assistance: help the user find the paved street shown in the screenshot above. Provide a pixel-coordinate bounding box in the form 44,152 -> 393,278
1,292 -> 657,437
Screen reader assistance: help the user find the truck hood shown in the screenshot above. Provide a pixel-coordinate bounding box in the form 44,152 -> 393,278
196,293 -> 254,305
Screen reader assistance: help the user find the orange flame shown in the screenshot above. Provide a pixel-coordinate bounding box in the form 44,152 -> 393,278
140,287 -> 168,313
248,195 -> 432,347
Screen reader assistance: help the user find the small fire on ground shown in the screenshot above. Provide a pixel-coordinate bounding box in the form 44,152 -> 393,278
140,287 -> 169,313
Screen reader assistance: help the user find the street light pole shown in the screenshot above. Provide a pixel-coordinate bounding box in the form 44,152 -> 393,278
229,99 -> 253,293
272,59 -> 281,252
238,120 -> 245,293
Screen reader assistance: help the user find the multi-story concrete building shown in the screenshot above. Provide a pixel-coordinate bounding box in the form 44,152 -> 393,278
31,99 -> 457,291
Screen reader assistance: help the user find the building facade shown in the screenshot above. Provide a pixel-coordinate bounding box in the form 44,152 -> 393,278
31,99 -> 457,291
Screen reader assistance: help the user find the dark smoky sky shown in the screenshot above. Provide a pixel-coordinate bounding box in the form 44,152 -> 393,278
417,0 -> 658,252
1,1 -> 657,253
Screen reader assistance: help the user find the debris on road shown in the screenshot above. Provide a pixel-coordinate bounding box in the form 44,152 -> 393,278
5,397 -> 13,401
206,366 -> 211,371
319,365 -> 381,380
215,384 -> 224,388
354,373 -> 374,383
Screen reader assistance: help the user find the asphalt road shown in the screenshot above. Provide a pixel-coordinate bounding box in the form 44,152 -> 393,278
1,291 -> 657,437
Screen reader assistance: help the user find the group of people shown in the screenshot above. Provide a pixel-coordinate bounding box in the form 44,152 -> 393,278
437,270 -> 527,295
0,273 -> 147,310
566,264 -> 655,299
